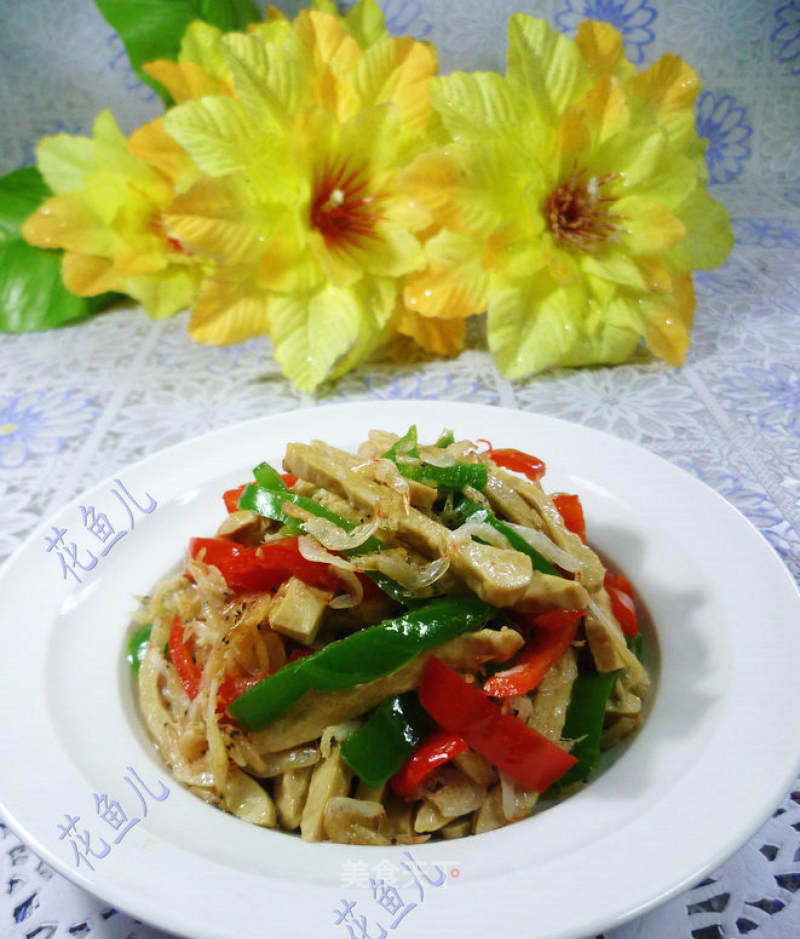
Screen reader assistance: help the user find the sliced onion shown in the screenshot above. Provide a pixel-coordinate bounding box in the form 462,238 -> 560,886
499,770 -> 537,821
504,522 -> 582,572
585,592 -> 623,638
320,720 -> 361,758
418,449 -> 456,468
328,568 -> 364,609
449,521 -> 510,550
297,534 -> 356,572
404,556 -> 450,590
353,458 -> 413,510
508,694 -> 534,724
356,551 -> 450,592
303,515 -> 380,552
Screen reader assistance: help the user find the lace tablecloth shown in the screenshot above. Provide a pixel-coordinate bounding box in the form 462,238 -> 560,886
1,1 -> 799,937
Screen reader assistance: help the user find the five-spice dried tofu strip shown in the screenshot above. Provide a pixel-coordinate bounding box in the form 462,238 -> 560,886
584,586 -> 648,690
484,463 -> 647,686
310,439 -> 438,511
283,442 -> 585,610
530,647 -> 579,743
486,465 -> 606,592
249,627 -> 524,752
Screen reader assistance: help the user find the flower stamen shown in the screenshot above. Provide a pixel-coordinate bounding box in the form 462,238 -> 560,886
546,169 -> 624,254
310,160 -> 387,251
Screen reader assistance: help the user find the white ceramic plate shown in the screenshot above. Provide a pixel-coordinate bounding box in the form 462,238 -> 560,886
1,401 -> 799,939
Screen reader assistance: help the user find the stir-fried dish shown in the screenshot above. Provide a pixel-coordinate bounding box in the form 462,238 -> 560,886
128,428 -> 649,844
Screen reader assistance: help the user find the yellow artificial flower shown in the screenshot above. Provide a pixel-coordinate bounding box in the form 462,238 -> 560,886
22,111 -> 206,319
402,16 -> 733,379
161,0 -> 439,390
143,21 -> 236,104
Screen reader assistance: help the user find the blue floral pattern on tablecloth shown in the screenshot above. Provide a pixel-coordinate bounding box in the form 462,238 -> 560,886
554,0 -> 657,63
0,390 -> 99,470
772,1 -> 800,75
339,0 -> 432,38
105,33 -> 159,101
732,217 -> 800,249
695,91 -> 753,183
716,363 -> 800,437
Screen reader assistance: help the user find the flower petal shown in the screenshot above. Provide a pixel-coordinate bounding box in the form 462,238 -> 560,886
22,195 -> 115,255
35,134 -> 94,194
487,276 -> 579,377
164,176 -> 272,265
127,117 -> 198,190
189,266 -> 272,343
403,229 -> 488,319
294,10 -> 362,78
312,65 -> 362,121
577,73 -> 630,147
143,60 -> 230,103
269,281 -> 392,391
400,150 -> 466,231
61,252 -> 120,296
430,70 -> 525,140
356,36 -> 436,132
506,15 -> 591,125
351,222 -> 424,278
574,22 -> 636,82
626,54 -> 702,155
643,273 -> 695,365
179,21 -> 232,82
580,248 -> 647,290
123,267 -> 198,320
487,276 -> 642,378
164,95 -> 286,179
222,31 -> 311,128
613,195 -> 686,255
395,307 -> 466,356
344,0 -> 389,49
669,189 -> 734,270
329,276 -> 396,379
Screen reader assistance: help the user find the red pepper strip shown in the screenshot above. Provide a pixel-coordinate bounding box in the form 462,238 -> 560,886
281,473 -> 298,487
217,672 -> 267,712
530,608 -> 584,631
223,484 -> 248,513
605,571 -> 638,637
168,616 -> 201,699
419,658 -> 577,792
483,610 -> 582,698
188,536 -> 343,594
485,447 -> 546,483
288,646 -> 314,663
390,729 -> 467,797
168,616 -> 269,712
552,493 -> 586,543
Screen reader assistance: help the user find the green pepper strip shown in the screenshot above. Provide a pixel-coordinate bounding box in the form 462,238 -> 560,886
252,461 -> 289,491
435,429 -> 455,448
553,669 -> 620,789
237,481 -> 419,605
126,624 -> 152,675
384,425 -> 488,492
341,693 -> 434,790
227,596 -> 494,731
454,498 -> 559,576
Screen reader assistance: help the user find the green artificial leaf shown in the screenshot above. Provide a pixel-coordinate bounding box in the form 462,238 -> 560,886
0,166 -> 118,332
94,0 -> 261,104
